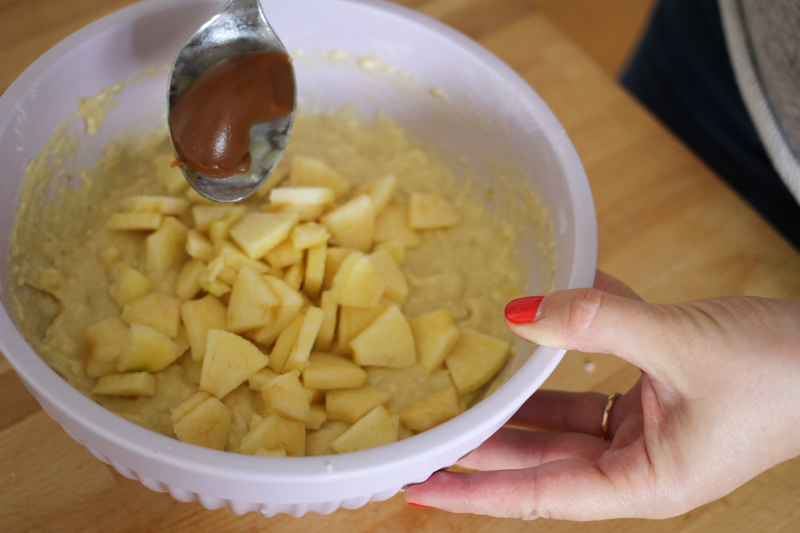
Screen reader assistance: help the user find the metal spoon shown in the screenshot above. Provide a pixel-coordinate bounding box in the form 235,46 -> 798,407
168,0 -> 296,203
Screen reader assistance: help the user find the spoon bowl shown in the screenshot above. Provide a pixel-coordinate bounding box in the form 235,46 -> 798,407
168,0 -> 296,202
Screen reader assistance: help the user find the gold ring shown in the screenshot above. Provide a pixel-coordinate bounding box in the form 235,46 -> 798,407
601,392 -> 621,441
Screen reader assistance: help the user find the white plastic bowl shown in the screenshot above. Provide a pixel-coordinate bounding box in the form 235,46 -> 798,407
0,0 -> 597,517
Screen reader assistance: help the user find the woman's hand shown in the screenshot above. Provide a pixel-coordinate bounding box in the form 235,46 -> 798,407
404,271 -> 800,520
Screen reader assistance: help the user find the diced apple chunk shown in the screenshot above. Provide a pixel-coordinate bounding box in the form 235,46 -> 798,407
108,265 -> 153,307
213,241 -> 270,274
200,329 -> 269,399
266,311 -> 305,373
445,328 -> 510,394
270,186 -> 335,206
291,222 -> 330,250
191,205 -> 246,233
303,243 -> 326,300
301,352 -> 367,390
305,404 -> 328,431
367,250 -> 408,304
181,295 -> 227,361
336,300 -> 390,354
351,174 -> 397,214
350,304 -> 416,368
119,195 -> 189,216
92,372 -> 156,397
283,306 -> 324,373
146,216 -> 189,273
409,308 -> 461,373
263,239 -> 304,269
289,156 -> 350,199
117,323 -> 179,373
261,370 -> 310,422
282,262 -> 304,291
323,246 -> 357,290
106,212 -> 162,231
373,239 -> 406,265
326,385 -> 392,424
314,291 -> 338,351
399,385 -> 460,431
331,406 -> 399,454
320,194 -> 375,252
306,420 -> 351,456
229,212 -> 299,259
239,414 -> 305,456
172,392 -> 232,451
374,204 -> 421,248
208,207 -> 245,243
247,275 -> 305,347
226,266 -> 280,333
82,316 -> 130,378
248,367 -> 279,391
329,252 -> 385,308
175,258 -> 206,301
408,191 -> 461,229
121,291 -> 182,338
186,229 -> 214,261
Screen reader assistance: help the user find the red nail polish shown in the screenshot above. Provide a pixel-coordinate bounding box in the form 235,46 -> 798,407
505,296 -> 544,324
407,502 -> 434,509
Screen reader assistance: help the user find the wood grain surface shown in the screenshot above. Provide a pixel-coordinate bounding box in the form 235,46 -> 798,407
2,0 -> 800,531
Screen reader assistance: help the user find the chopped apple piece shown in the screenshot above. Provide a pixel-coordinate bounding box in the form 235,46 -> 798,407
399,385 -> 460,431
305,404 -> 327,431
230,212 -> 299,260
350,304 -> 416,368
239,414 -> 305,456
108,264 -> 153,307
320,194 -> 375,252
367,250 -> 408,304
146,216 -> 189,273
306,420 -> 351,456
289,156 -> 350,199
117,323 -> 179,373
208,207 -> 245,243
270,186 -> 335,206
351,175 -> 397,214
172,392 -> 232,451
119,195 -> 189,216
106,212 -> 162,231
248,275 -> 304,347
175,258 -> 206,301
329,251 -> 385,308
264,239 -> 304,269
303,242 -> 326,300
445,328 -> 510,394
82,316 -> 130,378
331,406 -> 399,454
199,279 -> 231,298
283,306 -> 324,372
366,365 -> 454,413
408,191 -> 461,229
374,204 -> 421,248
262,202 -> 327,222
92,372 -> 156,397
291,222 -> 330,250
409,308 -> 461,373
186,229 -> 214,261
373,239 -> 406,265
267,311 -> 305,373
261,369 -> 310,422
226,266 -> 280,333
121,291 -> 182,338
323,246 -> 357,290
283,261 -> 304,291
191,205 -> 246,233
314,291 -> 338,351
336,300 -> 390,354
200,329 -> 269,399
326,385 -> 392,424
302,352 -> 367,390
248,367 -> 279,391
213,241 -> 270,274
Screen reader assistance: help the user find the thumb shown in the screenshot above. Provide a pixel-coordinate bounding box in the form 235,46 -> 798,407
505,288 -> 667,377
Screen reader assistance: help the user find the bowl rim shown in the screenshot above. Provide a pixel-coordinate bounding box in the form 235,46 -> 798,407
0,0 -> 597,492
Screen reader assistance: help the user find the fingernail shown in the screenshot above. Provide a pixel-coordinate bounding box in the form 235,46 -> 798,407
505,296 -> 544,324
407,502 -> 434,509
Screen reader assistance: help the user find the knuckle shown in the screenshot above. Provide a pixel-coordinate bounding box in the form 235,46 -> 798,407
563,288 -> 605,337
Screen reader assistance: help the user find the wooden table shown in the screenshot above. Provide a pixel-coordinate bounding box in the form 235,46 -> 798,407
3,0 -> 800,531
